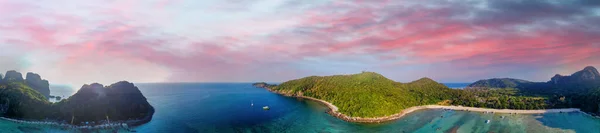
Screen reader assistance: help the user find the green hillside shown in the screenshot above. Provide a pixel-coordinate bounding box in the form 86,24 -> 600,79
468,78 -> 534,89
0,82 -> 52,119
271,72 -> 454,118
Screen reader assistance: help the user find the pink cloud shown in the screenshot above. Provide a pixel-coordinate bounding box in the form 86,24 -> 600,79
1,0 -> 599,83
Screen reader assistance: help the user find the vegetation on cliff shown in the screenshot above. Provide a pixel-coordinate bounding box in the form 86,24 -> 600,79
25,72 -> 51,98
0,70 -> 154,125
1,71 -> 51,98
0,82 -> 52,119
53,81 -> 154,124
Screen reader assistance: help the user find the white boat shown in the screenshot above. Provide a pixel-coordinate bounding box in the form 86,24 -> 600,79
263,106 -> 270,110
485,120 -> 491,124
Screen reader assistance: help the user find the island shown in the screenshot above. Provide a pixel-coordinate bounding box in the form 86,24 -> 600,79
254,66 -> 600,123
468,66 -> 600,116
0,71 -> 154,128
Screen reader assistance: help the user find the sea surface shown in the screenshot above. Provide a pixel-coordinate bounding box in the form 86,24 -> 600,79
444,83 -> 471,89
1,83 -> 600,133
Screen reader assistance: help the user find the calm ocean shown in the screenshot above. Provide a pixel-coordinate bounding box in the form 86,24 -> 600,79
0,83 -> 599,133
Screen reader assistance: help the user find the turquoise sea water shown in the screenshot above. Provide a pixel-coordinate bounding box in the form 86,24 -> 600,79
443,83 -> 471,89
1,83 -> 600,133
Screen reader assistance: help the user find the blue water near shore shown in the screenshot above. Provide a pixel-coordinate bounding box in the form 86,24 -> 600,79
444,83 -> 471,89
1,83 -> 600,133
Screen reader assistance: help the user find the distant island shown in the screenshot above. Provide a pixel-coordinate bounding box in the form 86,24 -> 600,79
0,71 -> 154,127
468,66 -> 600,116
254,66 -> 600,123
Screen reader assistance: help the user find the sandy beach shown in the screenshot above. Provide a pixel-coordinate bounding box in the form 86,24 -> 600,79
260,86 -> 583,123
301,96 -> 581,123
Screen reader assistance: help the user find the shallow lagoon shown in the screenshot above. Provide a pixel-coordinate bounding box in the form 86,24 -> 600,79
1,83 -> 599,133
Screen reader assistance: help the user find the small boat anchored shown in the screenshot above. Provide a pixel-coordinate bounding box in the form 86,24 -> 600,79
263,106 -> 270,110
251,100 -> 254,106
485,120 -> 491,124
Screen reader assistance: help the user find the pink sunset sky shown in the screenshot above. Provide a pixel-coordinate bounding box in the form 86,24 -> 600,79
1,0 -> 599,86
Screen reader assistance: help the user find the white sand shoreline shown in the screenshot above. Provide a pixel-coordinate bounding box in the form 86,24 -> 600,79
258,86 -> 588,123
299,96 -> 582,123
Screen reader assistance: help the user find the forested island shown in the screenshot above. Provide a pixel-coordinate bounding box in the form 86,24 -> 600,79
0,71 -> 154,127
254,66 -> 600,122
467,66 -> 600,115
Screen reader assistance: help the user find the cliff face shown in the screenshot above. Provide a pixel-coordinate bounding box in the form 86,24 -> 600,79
549,66 -> 600,85
1,71 -> 51,98
3,70 -> 24,82
469,66 -> 600,90
25,72 -> 51,98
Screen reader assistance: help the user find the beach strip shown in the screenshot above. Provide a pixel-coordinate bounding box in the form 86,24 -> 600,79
261,86 -> 583,123
299,96 -> 580,123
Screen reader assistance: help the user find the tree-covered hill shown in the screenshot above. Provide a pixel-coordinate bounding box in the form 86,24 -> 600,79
267,72 -> 454,118
465,66 -> 600,115
467,66 -> 600,93
468,78 -> 535,89
54,81 -> 154,125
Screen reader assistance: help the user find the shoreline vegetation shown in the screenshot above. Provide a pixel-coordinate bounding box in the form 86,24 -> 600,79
253,66 -> 600,123
259,85 -> 583,123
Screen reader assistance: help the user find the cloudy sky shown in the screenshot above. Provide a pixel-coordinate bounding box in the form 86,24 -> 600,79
1,0 -> 599,86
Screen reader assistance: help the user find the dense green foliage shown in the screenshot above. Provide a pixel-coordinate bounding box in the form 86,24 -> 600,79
0,82 -> 53,119
271,72 -> 453,117
465,66 -> 600,115
450,88 -> 547,110
468,78 -> 533,88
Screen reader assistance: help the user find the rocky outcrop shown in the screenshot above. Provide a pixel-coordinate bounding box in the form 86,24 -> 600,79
549,66 -> 600,85
469,66 -> 600,89
550,74 -> 565,84
3,70 -> 24,82
25,72 -> 51,98
58,81 -> 154,125
252,82 -> 277,88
